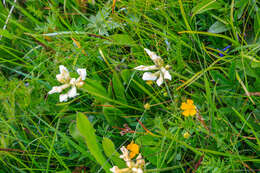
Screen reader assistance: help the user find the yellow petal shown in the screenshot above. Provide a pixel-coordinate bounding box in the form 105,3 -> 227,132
182,110 -> 190,117
183,132 -> 190,139
129,152 -> 137,159
189,109 -> 197,116
127,141 -> 139,156
190,105 -> 196,109
187,99 -> 194,105
181,103 -> 188,110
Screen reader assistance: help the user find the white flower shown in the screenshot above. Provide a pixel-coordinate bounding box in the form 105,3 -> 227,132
110,146 -> 145,173
77,68 -> 87,80
134,48 -> 172,86
48,65 -> 86,102
132,168 -> 143,173
56,65 -> 71,83
119,146 -> 129,161
135,154 -> 145,167
110,166 -> 120,173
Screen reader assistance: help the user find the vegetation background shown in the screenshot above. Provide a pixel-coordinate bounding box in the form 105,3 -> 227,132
0,0 -> 259,172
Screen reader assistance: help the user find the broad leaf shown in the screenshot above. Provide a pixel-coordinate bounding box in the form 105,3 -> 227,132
102,138 -> 126,168
208,21 -> 230,34
77,112 -> 111,172
69,121 -> 85,143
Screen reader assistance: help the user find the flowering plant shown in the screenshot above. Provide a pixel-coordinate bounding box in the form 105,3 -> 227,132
48,65 -> 86,102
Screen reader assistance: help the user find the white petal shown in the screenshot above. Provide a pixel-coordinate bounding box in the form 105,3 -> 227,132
132,168 -> 143,173
67,86 -> 78,98
48,86 -> 60,94
161,67 -> 172,80
119,146 -> 130,161
142,72 -> 158,81
144,48 -> 162,64
77,68 -> 87,80
56,74 -> 64,83
110,166 -> 119,173
156,73 -> 164,86
132,168 -> 138,172
126,160 -> 134,168
59,65 -> 69,74
134,65 -> 158,71
69,78 -> 77,85
76,81 -> 84,87
48,85 -> 65,94
57,65 -> 70,83
137,168 -> 143,173
49,84 -> 70,94
59,94 -> 68,102
136,154 -> 145,166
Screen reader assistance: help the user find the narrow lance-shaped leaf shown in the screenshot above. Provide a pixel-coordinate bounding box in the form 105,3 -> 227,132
77,112 -> 111,172
112,71 -> 127,103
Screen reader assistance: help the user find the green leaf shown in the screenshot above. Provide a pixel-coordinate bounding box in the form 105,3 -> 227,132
108,34 -> 136,46
102,138 -> 126,168
121,69 -> 144,93
234,0 -> 248,19
120,69 -> 131,84
112,72 -> 127,103
142,147 -> 159,166
251,61 -> 260,68
191,0 -> 221,18
232,108 -> 260,147
77,112 -> 111,172
82,78 -> 142,111
208,21 -> 230,34
88,0 -> 95,4
228,62 -> 236,81
103,103 -> 125,126
82,78 -> 110,103
69,121 -> 85,143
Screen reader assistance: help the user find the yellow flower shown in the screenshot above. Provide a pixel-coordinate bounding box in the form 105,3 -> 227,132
180,99 -> 196,117
144,103 -> 151,110
126,141 -> 139,159
183,132 -> 190,139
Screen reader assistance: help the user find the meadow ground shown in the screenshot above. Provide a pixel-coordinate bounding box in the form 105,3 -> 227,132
0,0 -> 259,172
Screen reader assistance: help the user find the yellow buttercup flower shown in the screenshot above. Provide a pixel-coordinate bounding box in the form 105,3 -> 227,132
126,141 -> 139,159
183,132 -> 190,139
180,99 -> 196,117
144,103 -> 151,110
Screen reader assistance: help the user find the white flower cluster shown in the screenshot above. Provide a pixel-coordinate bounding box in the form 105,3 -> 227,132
134,48 -> 172,86
49,48 -> 171,102
48,65 -> 86,102
110,146 -> 145,173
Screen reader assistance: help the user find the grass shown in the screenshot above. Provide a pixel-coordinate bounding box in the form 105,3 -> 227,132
0,0 -> 259,172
